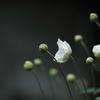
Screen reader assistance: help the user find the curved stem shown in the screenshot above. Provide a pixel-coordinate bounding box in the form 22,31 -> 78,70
80,41 -> 90,57
92,63 -> 100,75
41,66 -> 56,100
74,82 -> 81,92
47,50 -> 74,100
32,69 -> 47,100
74,82 -> 84,100
96,21 -> 100,27
91,66 -> 96,95
70,56 -> 90,100
54,76 -> 68,100
80,40 -> 96,95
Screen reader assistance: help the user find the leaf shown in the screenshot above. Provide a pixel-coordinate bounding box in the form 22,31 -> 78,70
79,87 -> 94,94
96,88 -> 100,93
95,97 -> 100,100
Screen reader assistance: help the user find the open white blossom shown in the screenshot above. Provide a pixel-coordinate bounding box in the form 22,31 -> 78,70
54,38 -> 72,63
92,44 -> 100,59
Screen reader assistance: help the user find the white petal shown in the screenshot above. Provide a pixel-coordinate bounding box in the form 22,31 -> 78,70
55,47 -> 66,63
93,45 -> 100,54
92,44 -> 100,59
54,47 -> 69,63
57,38 -> 65,48
64,41 -> 72,55
54,38 -> 72,63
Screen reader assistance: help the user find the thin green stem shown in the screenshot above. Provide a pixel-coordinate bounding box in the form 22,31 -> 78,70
32,69 -> 47,100
54,76 -> 68,100
55,76 -> 63,85
74,82 -> 84,100
92,63 -> 100,75
80,40 -> 96,95
74,82 -> 81,92
41,66 -> 56,100
91,66 -> 96,95
80,41 -> 90,57
47,50 -> 74,100
70,56 -> 90,100
96,21 -> 100,27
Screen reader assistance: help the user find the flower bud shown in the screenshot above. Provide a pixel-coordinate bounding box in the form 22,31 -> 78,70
74,35 -> 83,43
24,61 -> 34,71
66,73 -> 76,83
86,57 -> 94,65
33,58 -> 43,67
39,44 -> 48,53
89,13 -> 98,23
49,68 -> 59,77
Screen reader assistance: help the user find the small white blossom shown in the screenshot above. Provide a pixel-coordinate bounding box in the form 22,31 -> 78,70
54,38 -> 72,63
92,44 -> 100,59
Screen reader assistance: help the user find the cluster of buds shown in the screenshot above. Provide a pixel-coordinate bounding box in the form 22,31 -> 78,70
23,12 -> 100,100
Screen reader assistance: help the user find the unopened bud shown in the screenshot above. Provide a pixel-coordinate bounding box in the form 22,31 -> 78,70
49,68 -> 59,77
34,58 -> 43,67
66,73 -> 76,83
39,44 -> 48,53
24,61 -> 34,71
74,35 -> 83,43
86,57 -> 94,65
89,13 -> 98,23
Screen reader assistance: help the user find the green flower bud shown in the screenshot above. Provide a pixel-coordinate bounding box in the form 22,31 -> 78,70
74,35 -> 83,43
33,58 -> 43,67
89,13 -> 98,23
86,57 -> 94,65
49,68 -> 59,77
66,73 -> 76,83
24,61 -> 34,71
39,44 -> 48,53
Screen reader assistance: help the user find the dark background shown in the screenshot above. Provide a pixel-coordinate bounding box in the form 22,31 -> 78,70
0,1 -> 100,100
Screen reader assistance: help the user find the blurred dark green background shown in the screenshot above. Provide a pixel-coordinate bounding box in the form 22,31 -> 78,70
0,1 -> 100,100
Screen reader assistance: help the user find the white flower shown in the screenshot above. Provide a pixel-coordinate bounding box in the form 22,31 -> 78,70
54,38 -> 72,63
92,44 -> 100,59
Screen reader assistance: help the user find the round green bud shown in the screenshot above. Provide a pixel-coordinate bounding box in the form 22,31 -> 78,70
24,61 -> 34,71
86,57 -> 94,65
49,68 -> 59,77
89,13 -> 98,22
66,73 -> 76,83
39,44 -> 48,53
74,35 -> 83,42
33,58 -> 43,67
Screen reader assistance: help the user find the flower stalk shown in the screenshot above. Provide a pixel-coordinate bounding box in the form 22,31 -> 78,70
32,69 -> 47,100
80,41 -> 90,57
41,66 -> 56,100
33,58 -> 56,100
70,56 -> 90,100
47,50 -> 74,100
92,63 -> 100,75
75,35 -> 96,96
96,21 -> 100,27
